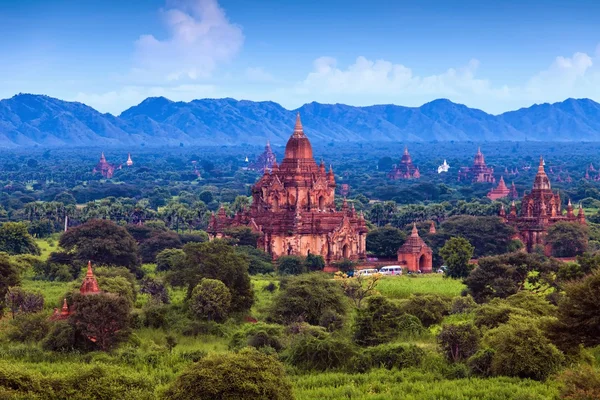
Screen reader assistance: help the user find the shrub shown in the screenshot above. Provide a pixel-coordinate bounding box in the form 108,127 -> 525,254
189,279 -> 231,322
268,273 -> 347,328
400,294 -> 451,327
354,295 -> 412,346
451,295 -> 477,314
180,320 -> 226,337
8,313 -> 50,342
505,291 -> 556,317
236,246 -> 274,275
96,276 -> 136,306
140,277 -> 170,304
229,323 -> 285,352
155,248 -> 185,272
354,343 -> 425,372
0,253 -> 20,314
142,303 -> 170,328
285,331 -> 357,371
473,299 -> 527,329
305,253 -> 325,271
263,282 -> 277,293
557,365 -> 600,400
277,256 -> 306,275
484,318 -> 565,380
70,292 -> 132,351
468,348 -> 496,377
437,323 -> 480,362
42,320 -> 77,352
4,287 -> 44,318
165,348 -> 293,400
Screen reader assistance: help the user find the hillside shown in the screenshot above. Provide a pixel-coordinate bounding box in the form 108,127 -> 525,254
1,94 -> 599,147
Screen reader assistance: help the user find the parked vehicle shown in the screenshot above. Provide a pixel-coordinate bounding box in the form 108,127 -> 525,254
379,265 -> 403,276
437,265 -> 447,274
355,268 -> 379,277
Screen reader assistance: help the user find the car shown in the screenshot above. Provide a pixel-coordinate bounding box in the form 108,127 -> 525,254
437,265 -> 447,274
379,265 -> 403,276
355,268 -> 379,277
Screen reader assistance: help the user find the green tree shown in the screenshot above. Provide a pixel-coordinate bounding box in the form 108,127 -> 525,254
277,255 -> 306,275
548,271 -> 600,352
70,292 -> 132,351
0,222 -> 40,255
305,253 -> 325,271
353,295 -> 421,346
155,248 -> 186,272
400,294 -> 452,327
484,318 -> 564,380
0,253 -> 20,314
440,216 -> 516,257
189,279 -> 231,322
440,237 -> 475,279
59,219 -> 139,273
165,348 -> 293,400
269,273 -> 347,327
437,323 -> 480,362
546,222 -> 588,257
366,226 -> 405,258
167,240 -> 253,313
235,246 -> 274,274
224,226 -> 260,247
465,252 -> 560,303
138,230 -> 182,263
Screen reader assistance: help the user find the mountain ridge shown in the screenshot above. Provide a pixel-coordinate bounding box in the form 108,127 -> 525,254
1,93 -> 599,147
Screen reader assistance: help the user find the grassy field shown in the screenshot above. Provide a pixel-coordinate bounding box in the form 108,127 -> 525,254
1,254 -> 565,399
376,274 -> 465,299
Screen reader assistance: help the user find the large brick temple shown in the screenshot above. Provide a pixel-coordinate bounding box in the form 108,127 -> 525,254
458,147 -> 495,183
388,147 -> 420,179
501,157 -> 586,253
208,113 -> 368,262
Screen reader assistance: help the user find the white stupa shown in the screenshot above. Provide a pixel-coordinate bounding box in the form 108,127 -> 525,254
437,160 -> 450,174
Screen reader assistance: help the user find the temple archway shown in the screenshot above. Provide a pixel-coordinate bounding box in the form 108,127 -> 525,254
342,243 -> 349,259
419,254 -> 427,271
273,196 -> 279,211
318,195 -> 325,210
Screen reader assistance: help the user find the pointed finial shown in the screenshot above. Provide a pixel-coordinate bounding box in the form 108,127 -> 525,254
411,222 -> 418,237
86,260 -> 94,277
404,146 -> 409,155
511,200 -> 515,206
62,298 -> 68,312
293,112 -> 304,137
568,198 -> 572,207
477,147 -> 481,154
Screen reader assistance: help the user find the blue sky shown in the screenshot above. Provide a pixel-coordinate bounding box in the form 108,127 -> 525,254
0,0 -> 599,115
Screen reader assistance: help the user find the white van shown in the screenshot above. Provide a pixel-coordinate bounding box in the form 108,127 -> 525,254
379,265 -> 403,276
355,268 -> 379,277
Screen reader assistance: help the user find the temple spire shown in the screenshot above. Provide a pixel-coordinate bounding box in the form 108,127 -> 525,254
411,222 -> 419,237
86,260 -> 94,277
404,146 -> 409,156
293,112 -> 304,138
538,156 -> 545,173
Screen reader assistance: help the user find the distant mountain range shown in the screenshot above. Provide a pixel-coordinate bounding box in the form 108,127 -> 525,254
1,94 -> 600,147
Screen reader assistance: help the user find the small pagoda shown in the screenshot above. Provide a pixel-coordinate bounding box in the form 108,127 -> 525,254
458,147 -> 495,183
126,153 -> 134,167
397,223 -> 433,273
50,261 -> 101,320
248,141 -> 277,173
93,153 -> 121,179
487,176 -> 510,200
388,147 -> 420,180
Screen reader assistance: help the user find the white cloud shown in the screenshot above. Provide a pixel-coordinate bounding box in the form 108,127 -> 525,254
285,47 -> 600,113
133,0 -> 244,81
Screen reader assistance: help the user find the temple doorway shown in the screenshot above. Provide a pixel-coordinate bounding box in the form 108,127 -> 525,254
342,244 -> 349,259
319,196 -> 325,210
419,254 -> 427,271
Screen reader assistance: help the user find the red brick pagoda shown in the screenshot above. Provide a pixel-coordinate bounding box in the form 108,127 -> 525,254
208,113 -> 368,263
248,141 -> 277,172
388,147 -> 420,179
502,157 -> 586,253
51,261 -> 101,320
487,176 -> 510,200
397,223 -> 433,273
93,152 -> 121,179
458,147 -> 495,183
